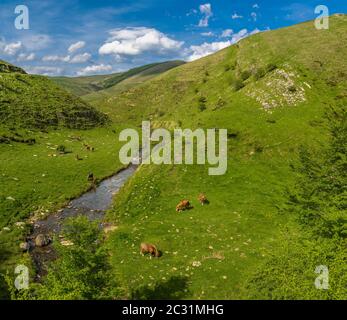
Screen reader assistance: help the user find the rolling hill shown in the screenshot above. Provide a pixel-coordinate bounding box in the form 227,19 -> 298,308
0,15 -> 346,300
89,15 -> 346,299
0,60 -> 108,130
51,60 -> 185,97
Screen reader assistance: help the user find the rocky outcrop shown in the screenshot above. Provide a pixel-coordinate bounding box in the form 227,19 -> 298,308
0,60 -> 26,74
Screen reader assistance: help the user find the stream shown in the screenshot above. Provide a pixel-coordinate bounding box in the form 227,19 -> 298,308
28,162 -> 139,278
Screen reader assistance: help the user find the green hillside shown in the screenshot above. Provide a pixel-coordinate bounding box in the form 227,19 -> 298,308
1,15 -> 346,300
51,60 -> 185,97
51,73 -> 115,97
0,61 -> 108,130
91,15 -> 345,299
95,15 -> 346,128
0,60 -> 27,74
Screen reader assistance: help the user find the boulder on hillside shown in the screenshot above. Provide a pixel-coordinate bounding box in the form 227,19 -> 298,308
19,242 -> 30,252
35,234 -> 51,247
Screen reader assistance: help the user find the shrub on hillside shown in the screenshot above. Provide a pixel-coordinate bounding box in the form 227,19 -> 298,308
7,216 -> 122,300
240,70 -> 252,81
56,145 -> 67,154
232,79 -> 245,91
224,64 -> 231,72
244,105 -> 347,299
254,67 -> 266,80
198,96 -> 207,111
266,62 -> 278,73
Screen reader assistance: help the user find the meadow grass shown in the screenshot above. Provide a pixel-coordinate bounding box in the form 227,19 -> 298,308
0,126 -> 128,297
99,16 -> 346,299
1,15 -> 346,299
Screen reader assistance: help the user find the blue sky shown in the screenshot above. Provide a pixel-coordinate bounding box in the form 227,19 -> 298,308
0,0 -> 346,76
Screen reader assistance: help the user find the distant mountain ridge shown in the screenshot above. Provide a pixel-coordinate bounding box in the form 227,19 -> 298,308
51,60 -> 185,97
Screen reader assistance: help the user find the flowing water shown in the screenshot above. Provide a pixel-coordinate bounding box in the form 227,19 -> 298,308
29,163 -> 139,277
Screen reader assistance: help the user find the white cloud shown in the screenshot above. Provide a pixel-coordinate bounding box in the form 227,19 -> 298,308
198,3 -> 213,27
68,41 -> 86,53
251,12 -> 257,21
99,27 -> 183,57
231,13 -> 243,19
188,40 -> 231,61
77,64 -> 112,76
24,66 -> 63,76
201,32 -> 214,37
42,51 -> 90,64
221,29 -> 233,38
231,29 -> 249,42
42,55 -> 71,62
17,53 -> 36,62
253,4 -> 260,9
187,28 -> 260,61
4,41 -> 22,55
21,34 -> 51,51
250,28 -> 261,35
69,53 -> 91,63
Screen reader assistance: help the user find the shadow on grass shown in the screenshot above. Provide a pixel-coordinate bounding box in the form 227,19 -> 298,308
0,244 -> 11,300
130,276 -> 190,300
0,243 -> 11,264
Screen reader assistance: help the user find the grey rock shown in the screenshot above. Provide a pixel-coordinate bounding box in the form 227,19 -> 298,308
35,234 -> 51,247
19,242 -> 30,252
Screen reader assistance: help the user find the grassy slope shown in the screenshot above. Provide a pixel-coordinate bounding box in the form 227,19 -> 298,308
51,61 -> 185,97
0,16 -> 346,300
99,16 -> 347,299
51,73 -> 116,97
0,60 -> 183,298
0,65 -> 108,130
0,125 -> 131,298
0,62 -> 116,297
83,61 -> 186,109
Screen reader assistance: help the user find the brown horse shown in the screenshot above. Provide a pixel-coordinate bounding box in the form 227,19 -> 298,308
198,193 -> 209,205
176,200 -> 191,212
140,243 -> 160,257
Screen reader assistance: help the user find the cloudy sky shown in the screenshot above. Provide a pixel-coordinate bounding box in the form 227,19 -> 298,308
0,0 -> 346,76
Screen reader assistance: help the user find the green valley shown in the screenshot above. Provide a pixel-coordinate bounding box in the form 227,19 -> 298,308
0,15 -> 346,300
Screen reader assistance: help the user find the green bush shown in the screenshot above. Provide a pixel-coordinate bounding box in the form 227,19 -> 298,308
232,79 -> 245,91
266,62 -> 277,72
56,145 -> 66,154
198,96 -> 207,111
254,67 -> 266,80
39,217 -> 121,299
244,106 -> 347,300
240,70 -> 252,81
245,237 -> 347,300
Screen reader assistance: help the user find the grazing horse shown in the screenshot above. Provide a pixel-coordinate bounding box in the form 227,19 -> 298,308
176,200 -> 191,212
140,243 -> 160,257
198,193 -> 209,205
